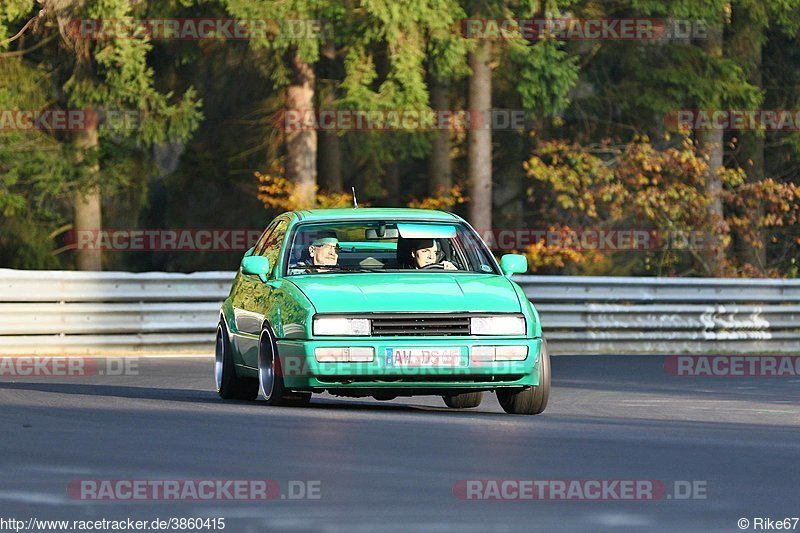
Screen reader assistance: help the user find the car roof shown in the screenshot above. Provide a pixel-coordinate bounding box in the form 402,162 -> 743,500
293,208 -> 461,222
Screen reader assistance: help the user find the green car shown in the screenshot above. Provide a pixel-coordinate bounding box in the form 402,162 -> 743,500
215,208 -> 550,415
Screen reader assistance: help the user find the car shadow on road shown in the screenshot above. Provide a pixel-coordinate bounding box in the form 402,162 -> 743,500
304,396 -> 497,415
0,381 -> 501,416
0,381 -> 226,405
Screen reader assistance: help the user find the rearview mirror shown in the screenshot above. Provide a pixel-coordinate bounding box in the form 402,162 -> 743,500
500,254 -> 528,277
365,228 -> 399,239
241,255 -> 271,282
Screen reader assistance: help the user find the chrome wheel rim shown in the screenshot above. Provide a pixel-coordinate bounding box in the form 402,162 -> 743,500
258,332 -> 275,399
214,327 -> 224,392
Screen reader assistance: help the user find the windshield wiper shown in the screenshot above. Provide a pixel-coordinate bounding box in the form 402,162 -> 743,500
334,266 -> 379,273
289,265 -> 376,273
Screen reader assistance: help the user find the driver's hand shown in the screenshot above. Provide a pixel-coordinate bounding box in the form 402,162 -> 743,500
442,260 -> 457,270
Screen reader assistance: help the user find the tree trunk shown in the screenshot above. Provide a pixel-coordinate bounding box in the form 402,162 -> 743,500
318,86 -> 342,192
429,76 -> 452,196
73,123 -> 102,271
739,127 -> 766,268
732,7 -> 766,271
384,159 -> 400,202
696,20 -> 726,276
286,48 -> 317,209
468,39 -> 492,232
318,39 -> 342,192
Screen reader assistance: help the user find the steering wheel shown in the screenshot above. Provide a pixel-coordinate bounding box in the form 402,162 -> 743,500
421,262 -> 445,269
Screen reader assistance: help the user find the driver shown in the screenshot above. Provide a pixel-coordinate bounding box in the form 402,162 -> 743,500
407,238 -> 457,270
292,235 -> 339,272
308,236 -> 339,266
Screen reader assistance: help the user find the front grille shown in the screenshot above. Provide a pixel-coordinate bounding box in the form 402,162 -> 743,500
370,314 -> 471,336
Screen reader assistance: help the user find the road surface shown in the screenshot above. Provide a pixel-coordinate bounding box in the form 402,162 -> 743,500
1,355 -> 798,532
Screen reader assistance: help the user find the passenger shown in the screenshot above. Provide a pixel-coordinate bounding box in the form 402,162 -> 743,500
406,238 -> 457,270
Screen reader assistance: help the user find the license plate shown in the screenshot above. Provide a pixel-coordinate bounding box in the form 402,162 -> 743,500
385,348 -> 462,367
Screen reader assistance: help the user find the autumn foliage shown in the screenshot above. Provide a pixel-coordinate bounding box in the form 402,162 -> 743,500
258,165 -> 466,213
407,186 -> 466,211
524,137 -> 800,277
256,163 -> 355,211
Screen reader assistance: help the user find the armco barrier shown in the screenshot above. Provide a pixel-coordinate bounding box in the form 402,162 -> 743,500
0,270 -> 228,355
0,269 -> 798,355
518,276 -> 800,355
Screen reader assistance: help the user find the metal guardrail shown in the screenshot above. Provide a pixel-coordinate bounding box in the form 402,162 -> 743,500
516,276 -> 800,355
1,269 -> 798,355
0,270 -> 229,355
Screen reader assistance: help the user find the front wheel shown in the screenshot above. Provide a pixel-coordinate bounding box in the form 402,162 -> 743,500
496,340 -> 550,415
258,327 -> 311,407
442,391 -> 483,409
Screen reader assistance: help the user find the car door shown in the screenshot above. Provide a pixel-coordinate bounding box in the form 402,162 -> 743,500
232,216 -> 289,368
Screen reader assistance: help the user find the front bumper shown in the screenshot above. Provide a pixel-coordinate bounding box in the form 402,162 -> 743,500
275,337 -> 543,391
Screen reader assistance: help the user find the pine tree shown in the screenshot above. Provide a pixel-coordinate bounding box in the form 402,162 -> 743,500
1,0 -> 201,270
464,0 -> 579,230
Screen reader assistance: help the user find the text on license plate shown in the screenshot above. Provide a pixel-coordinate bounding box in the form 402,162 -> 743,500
385,348 -> 462,367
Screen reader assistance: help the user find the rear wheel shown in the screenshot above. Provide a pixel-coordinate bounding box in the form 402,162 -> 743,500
496,340 -> 550,415
258,327 -> 311,407
442,391 -> 483,409
215,323 -> 258,400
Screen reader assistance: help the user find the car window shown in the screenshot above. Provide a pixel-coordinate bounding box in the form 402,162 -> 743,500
260,219 -> 288,276
253,220 -> 279,256
285,220 -> 499,275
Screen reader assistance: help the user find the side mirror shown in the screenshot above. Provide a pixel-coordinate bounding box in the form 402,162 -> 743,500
500,254 -> 528,277
241,255 -> 271,283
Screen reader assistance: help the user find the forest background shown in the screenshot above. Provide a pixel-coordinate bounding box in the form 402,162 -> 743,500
2,0 -> 799,277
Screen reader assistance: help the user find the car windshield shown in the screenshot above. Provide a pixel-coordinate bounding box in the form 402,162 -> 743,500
285,220 -> 498,275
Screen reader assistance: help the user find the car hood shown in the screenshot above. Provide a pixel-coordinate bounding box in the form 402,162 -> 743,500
287,273 -> 522,314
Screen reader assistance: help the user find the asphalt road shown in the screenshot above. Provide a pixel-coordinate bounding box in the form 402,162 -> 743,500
1,355 -> 799,533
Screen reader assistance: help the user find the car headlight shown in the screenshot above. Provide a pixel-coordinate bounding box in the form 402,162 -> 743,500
313,316 -> 371,336
470,315 -> 526,336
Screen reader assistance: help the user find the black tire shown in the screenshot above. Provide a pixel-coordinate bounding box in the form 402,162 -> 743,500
373,394 -> 397,401
215,323 -> 258,400
258,326 -> 312,407
283,392 -> 312,406
496,340 -> 551,415
443,391 -> 483,409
